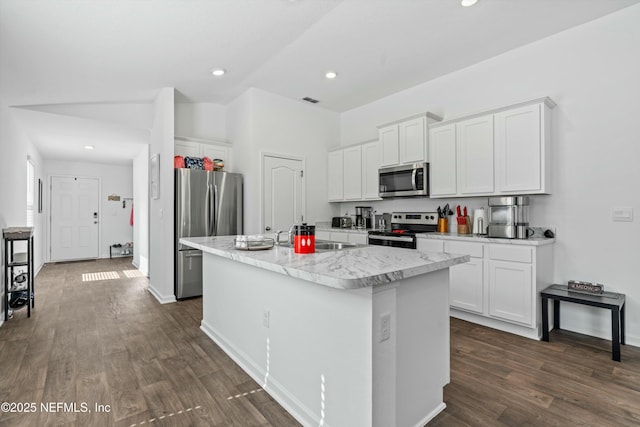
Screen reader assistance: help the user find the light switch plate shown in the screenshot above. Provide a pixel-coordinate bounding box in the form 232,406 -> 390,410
612,206 -> 633,222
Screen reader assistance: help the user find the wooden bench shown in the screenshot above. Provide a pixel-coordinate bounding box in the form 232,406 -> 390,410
541,284 -> 626,361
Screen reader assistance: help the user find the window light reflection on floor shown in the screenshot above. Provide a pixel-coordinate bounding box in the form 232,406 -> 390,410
82,271 -> 120,282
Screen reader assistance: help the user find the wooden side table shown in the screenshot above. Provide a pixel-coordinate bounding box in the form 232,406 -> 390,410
541,284 -> 626,361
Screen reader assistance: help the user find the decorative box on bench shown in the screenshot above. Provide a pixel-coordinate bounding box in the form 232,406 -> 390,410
568,280 -> 604,294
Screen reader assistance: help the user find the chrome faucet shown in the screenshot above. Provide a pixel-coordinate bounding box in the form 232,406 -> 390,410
275,224 -> 296,245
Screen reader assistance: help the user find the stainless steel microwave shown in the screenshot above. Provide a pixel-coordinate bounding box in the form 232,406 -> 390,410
379,162 -> 429,198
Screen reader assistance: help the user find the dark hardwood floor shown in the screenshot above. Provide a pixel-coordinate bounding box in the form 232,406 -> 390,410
1,257 -> 639,426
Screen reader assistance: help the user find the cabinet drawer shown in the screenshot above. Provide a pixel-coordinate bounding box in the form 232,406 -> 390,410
349,233 -> 368,245
446,241 -> 483,258
489,244 -> 532,263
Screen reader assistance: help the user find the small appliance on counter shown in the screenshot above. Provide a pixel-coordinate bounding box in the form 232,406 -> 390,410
354,206 -> 373,229
487,196 -> 532,239
472,208 -> 488,235
331,216 -> 353,229
374,213 -> 391,231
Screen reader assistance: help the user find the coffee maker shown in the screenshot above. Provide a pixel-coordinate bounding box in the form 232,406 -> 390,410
488,196 -> 530,239
355,206 -> 373,229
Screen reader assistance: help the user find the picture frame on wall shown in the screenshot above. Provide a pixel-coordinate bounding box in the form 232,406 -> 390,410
151,154 -> 160,199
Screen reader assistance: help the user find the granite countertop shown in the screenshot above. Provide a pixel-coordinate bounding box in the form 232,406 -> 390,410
417,232 -> 555,246
181,235 -> 469,290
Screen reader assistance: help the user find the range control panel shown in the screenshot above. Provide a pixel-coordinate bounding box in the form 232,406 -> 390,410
390,212 -> 438,226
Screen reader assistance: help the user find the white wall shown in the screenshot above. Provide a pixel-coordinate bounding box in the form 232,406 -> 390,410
148,88 -> 176,304
44,160 -> 134,259
175,102 -> 226,141
133,144 -> 149,275
340,5 -> 640,344
0,107 -> 46,323
227,88 -> 339,234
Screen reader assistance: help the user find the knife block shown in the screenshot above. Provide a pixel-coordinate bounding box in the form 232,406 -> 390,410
457,216 -> 471,234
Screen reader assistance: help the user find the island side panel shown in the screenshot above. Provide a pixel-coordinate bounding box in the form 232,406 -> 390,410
395,268 -> 450,427
201,252 -> 374,427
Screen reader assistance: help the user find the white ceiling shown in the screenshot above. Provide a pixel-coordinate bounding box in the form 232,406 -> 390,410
1,0 -> 638,163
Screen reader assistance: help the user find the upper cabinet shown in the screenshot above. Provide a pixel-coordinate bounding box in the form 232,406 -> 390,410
174,136 -> 232,170
378,113 -> 442,167
428,97 -> 555,198
328,140 -> 381,202
457,114 -> 495,196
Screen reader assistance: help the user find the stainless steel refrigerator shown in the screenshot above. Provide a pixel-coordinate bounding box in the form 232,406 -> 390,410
175,168 -> 243,299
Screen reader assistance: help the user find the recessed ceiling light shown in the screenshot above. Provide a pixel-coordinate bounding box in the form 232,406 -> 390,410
325,71 -> 337,79
84,145 -> 94,150
212,68 -> 226,77
461,0 -> 478,6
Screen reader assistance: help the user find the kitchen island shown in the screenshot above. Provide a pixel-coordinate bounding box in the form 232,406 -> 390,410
181,236 -> 469,427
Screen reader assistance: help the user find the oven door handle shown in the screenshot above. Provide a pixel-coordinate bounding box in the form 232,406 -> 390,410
368,235 -> 415,243
411,168 -> 418,191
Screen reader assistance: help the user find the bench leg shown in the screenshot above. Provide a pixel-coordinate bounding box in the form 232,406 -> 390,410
553,300 -> 560,330
542,296 -> 549,342
621,303 -> 626,346
612,308 -> 621,362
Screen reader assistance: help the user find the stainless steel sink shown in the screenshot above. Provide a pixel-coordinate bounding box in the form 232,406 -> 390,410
315,241 -> 359,251
274,240 -> 361,251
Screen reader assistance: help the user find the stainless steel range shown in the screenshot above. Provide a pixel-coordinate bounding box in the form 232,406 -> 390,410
368,212 -> 438,249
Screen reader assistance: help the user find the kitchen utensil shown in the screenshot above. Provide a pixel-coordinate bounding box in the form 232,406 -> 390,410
437,218 -> 448,233
437,206 -> 442,218
456,205 -> 462,218
463,206 -> 468,217
443,204 -> 450,217
234,236 -> 275,251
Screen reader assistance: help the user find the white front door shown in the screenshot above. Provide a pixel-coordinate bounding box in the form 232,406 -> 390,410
262,155 -> 304,234
50,176 -> 100,261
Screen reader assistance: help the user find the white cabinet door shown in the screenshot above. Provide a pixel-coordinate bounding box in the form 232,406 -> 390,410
349,233 -> 368,245
327,150 -> 344,201
379,125 -> 399,166
316,230 -> 331,241
449,257 -> 484,314
488,260 -> 533,326
457,114 -> 494,195
175,140 -> 201,157
343,146 -> 363,200
416,239 -> 444,252
399,116 -> 426,164
495,103 -> 542,193
202,144 -> 228,161
329,231 -> 350,243
428,124 -> 457,197
361,141 -> 381,200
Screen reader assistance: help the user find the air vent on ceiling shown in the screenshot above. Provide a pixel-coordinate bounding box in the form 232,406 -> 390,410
302,97 -> 319,104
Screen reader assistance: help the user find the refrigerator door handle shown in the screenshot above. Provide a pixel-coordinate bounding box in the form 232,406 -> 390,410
213,183 -> 218,235
204,183 -> 211,236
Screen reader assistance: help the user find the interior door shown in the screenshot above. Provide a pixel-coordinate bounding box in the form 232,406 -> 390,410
262,155 -> 304,234
50,176 -> 100,261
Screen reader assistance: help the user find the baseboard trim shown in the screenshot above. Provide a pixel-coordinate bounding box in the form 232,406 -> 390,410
147,285 -> 176,304
413,402 -> 446,427
200,320 -> 323,427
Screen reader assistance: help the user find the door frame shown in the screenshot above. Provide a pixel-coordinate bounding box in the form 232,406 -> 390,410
48,174 -> 102,262
259,152 -> 306,234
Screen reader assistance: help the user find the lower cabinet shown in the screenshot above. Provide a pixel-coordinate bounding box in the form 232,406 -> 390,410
488,260 -> 532,325
419,237 -> 553,339
315,230 -> 367,245
445,241 -> 484,315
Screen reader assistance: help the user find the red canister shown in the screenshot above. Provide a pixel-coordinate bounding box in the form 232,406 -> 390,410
293,223 -> 315,254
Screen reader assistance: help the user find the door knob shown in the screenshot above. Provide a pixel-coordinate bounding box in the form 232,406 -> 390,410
265,226 -> 271,231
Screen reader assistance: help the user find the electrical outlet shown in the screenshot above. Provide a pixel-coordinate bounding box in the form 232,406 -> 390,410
263,309 -> 270,328
612,206 -> 633,222
380,313 -> 391,342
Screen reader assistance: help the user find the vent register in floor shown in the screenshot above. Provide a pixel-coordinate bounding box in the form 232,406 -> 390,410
82,269 -> 145,282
